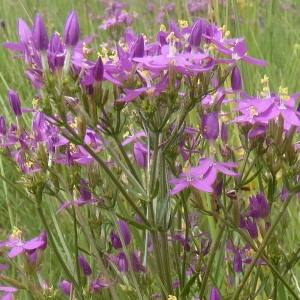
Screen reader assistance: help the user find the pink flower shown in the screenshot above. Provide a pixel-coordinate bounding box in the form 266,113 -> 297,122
168,159 -> 214,195
0,228 -> 45,258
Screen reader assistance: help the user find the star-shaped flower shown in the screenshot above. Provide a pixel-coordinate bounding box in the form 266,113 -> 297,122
168,159 -> 214,195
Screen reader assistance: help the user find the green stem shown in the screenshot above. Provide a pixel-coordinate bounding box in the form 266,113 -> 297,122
149,132 -> 160,193
199,225 -> 226,298
5,261 -> 46,300
35,195 -> 83,299
250,265 -> 261,299
208,208 -> 300,299
180,195 -> 189,289
113,135 -> 142,185
159,153 -> 173,294
149,230 -> 168,298
72,203 -> 119,300
61,121 -> 151,227
72,205 -> 81,286
0,158 -> 14,228
236,149 -> 251,187
161,231 -> 173,294
231,194 -> 295,300
272,274 -> 278,300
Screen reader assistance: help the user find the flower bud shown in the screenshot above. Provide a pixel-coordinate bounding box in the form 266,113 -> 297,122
221,122 -> 228,144
131,34 -> 144,58
233,251 -> 242,273
189,18 -> 202,49
8,89 -> 22,117
244,218 -> 258,239
0,116 -> 6,135
93,57 -> 104,82
201,112 -> 219,142
131,251 -> 146,272
59,280 -> 71,296
247,193 -> 269,219
116,252 -> 128,272
118,219 -> 131,245
18,18 -> 32,44
78,254 -> 92,276
209,286 -> 221,300
32,14 -> 49,51
110,220 -> 131,249
64,10 -> 80,47
231,65 -> 242,92
37,230 -> 47,251
110,231 -> 122,249
133,141 -> 148,168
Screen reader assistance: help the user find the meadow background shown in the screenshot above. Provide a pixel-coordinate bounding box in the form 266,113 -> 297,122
0,0 -> 299,299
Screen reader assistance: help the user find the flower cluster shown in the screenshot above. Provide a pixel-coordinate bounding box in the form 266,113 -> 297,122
1,5 -> 299,300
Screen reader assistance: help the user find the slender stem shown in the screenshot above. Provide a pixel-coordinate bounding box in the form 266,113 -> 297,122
2,264 -> 46,300
272,273 -> 278,300
72,203 -> 119,300
61,121 -> 151,227
0,158 -> 14,229
236,149 -> 251,187
199,225 -> 225,298
149,230 -> 168,298
35,196 -> 83,299
231,194 -> 295,300
72,205 -> 81,286
207,208 -> 300,299
180,195 -> 189,289
113,135 -> 142,185
161,231 -> 173,294
250,265 -> 261,298
159,153 -> 173,294
149,132 -> 160,193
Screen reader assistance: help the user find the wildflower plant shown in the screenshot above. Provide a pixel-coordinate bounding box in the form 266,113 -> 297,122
0,4 -> 300,300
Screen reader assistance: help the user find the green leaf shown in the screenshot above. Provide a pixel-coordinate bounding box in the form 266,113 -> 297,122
116,213 -> 152,231
238,164 -> 263,187
290,184 -> 300,194
254,274 -> 269,297
180,272 -> 200,297
277,282 -> 288,300
156,193 -> 171,229
150,179 -> 159,200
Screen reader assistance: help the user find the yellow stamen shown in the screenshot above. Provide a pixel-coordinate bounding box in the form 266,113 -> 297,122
279,86 -> 290,102
178,19 -> 188,28
159,24 -> 167,32
11,226 -> 22,239
32,98 -> 39,109
249,106 -> 258,118
261,74 -> 269,85
166,32 -> 179,44
245,248 -> 255,258
182,161 -> 191,173
82,42 -> 91,58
